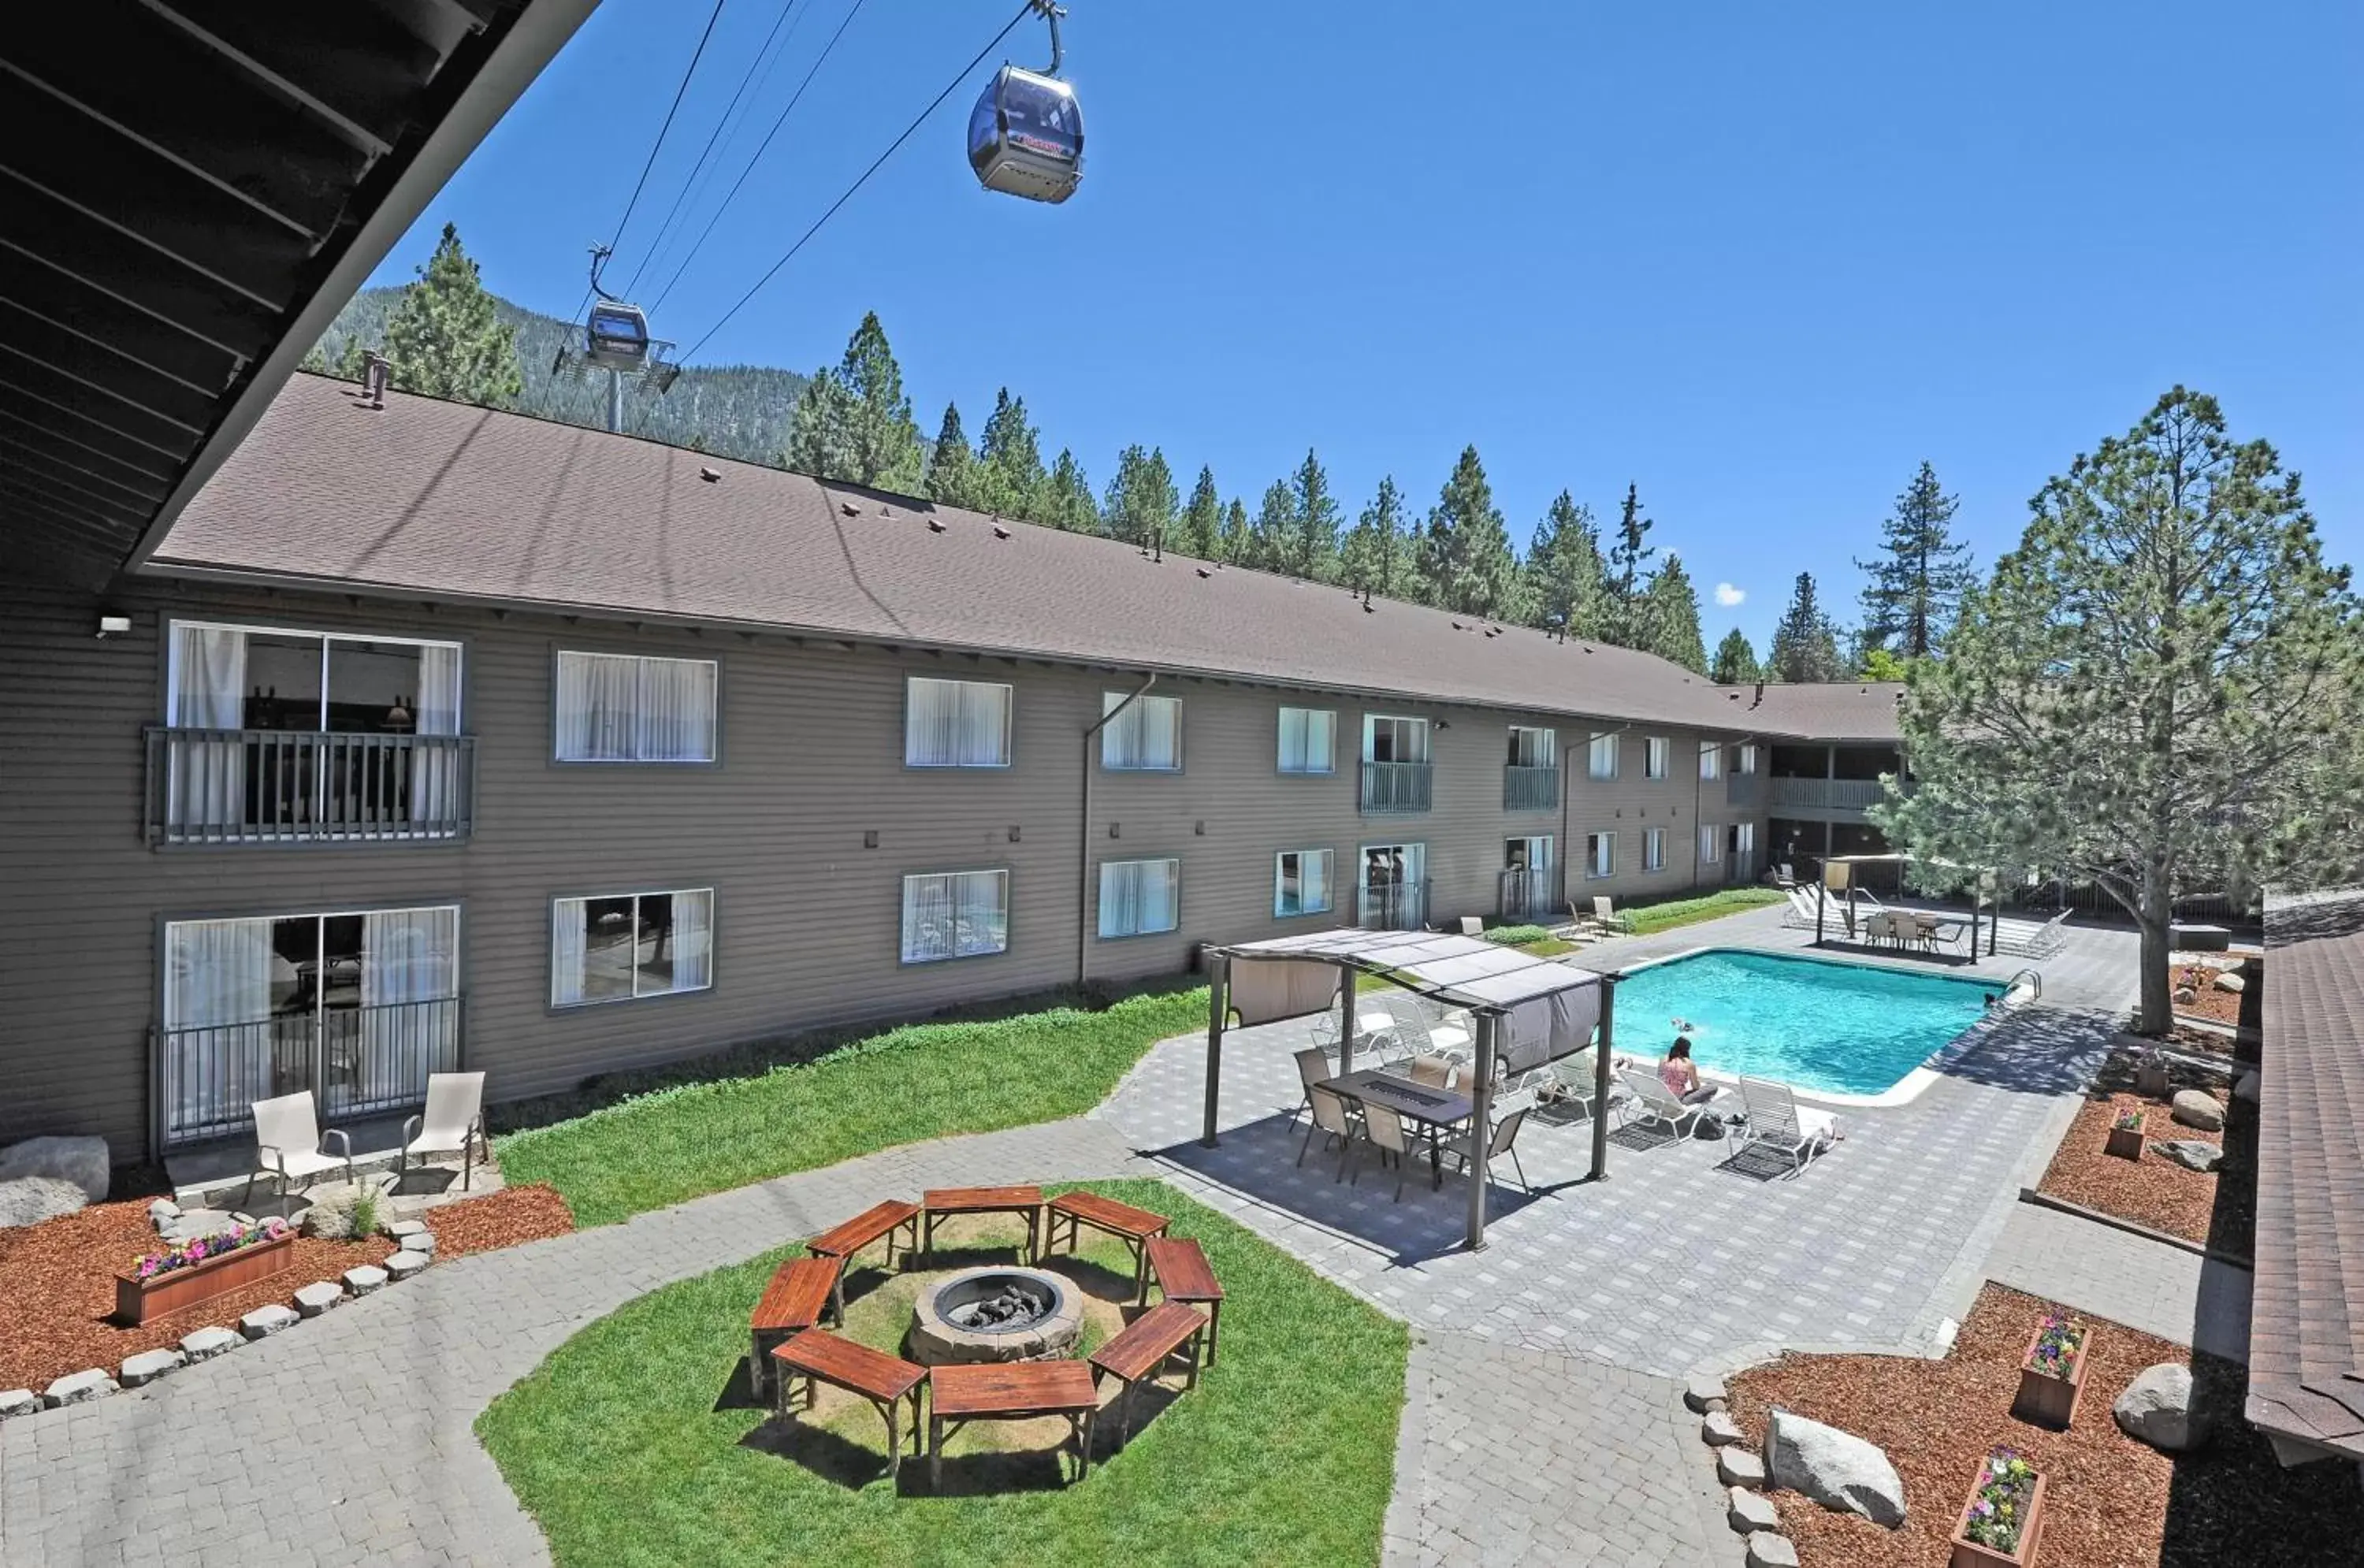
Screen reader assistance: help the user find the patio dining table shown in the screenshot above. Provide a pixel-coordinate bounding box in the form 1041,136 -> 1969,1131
1319,1068 -> 1475,1189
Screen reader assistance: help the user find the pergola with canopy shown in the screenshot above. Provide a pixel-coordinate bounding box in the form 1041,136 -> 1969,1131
1199,929 -> 1620,1251
1815,853 -> 2005,957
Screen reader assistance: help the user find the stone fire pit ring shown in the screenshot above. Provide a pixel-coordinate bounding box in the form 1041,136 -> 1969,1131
909,1265 -> 1084,1365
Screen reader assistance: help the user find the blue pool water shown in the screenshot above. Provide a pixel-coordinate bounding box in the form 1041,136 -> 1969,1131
1611,949 -> 2004,1096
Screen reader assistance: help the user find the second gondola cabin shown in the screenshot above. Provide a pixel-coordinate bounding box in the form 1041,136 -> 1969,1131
968,65 -> 1083,204
585,301 -> 651,371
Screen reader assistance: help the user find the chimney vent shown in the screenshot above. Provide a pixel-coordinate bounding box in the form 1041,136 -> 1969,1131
840,501 -> 860,517
926,518 -> 946,533
699,466 -> 720,483
993,524 -> 1011,539
359,350 -> 392,408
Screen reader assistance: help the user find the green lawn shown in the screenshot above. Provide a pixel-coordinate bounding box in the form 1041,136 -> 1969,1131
477,1179 -> 1409,1568
1619,886 -> 1785,936
496,991 -> 1206,1227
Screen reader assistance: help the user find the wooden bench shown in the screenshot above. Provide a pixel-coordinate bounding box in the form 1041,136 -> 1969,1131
769,1328 -> 929,1484
748,1255 -> 841,1402
1044,1191 -> 1169,1296
922,1184 -> 1043,1263
806,1198 -> 920,1321
1143,1235 -> 1227,1365
1087,1299 -> 1207,1448
927,1359 -> 1098,1489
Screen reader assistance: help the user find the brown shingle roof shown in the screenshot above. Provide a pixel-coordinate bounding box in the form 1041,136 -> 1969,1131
2250,888 -> 2364,1462
1708,680 -> 1906,742
155,374 -> 1880,739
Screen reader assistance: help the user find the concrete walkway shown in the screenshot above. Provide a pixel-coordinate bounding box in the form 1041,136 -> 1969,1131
1984,1201 -> 2254,1362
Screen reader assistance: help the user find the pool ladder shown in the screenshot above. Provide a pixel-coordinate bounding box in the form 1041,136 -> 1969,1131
2003,967 -> 2043,1005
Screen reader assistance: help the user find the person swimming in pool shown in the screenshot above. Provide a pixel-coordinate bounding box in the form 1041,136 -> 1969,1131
1658,1036 -> 1721,1105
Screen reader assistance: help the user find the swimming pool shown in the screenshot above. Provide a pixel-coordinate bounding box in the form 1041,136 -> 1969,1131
1610,948 -> 2004,1100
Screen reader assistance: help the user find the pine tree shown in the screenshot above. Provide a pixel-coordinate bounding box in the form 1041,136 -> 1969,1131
1417,446 -> 1519,616
1604,484 -> 1656,646
377,225 -> 523,407
783,311 -> 925,490
975,388 -> 1048,518
1220,498 -> 1251,562
1285,449 -> 1342,581
1767,572 -> 1846,682
1641,555 -> 1708,673
1523,491 -> 1608,639
1709,628 -> 1761,686
1857,460 -> 1974,657
1179,466 -> 1224,559
1102,445 -> 1178,546
1339,475 -> 1417,601
1249,480 -> 1295,570
926,402 -> 981,507
1040,448 -> 1098,533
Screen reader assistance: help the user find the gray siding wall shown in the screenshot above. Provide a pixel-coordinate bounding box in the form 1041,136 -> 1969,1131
0,577 -> 1767,1154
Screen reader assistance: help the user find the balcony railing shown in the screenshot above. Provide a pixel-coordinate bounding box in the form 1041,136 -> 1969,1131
151,995 -> 463,1152
1359,760 -> 1433,814
1357,879 -> 1429,931
1496,865 -> 1561,924
1503,764 -> 1559,813
145,727 -> 475,845
1766,776 -> 1886,813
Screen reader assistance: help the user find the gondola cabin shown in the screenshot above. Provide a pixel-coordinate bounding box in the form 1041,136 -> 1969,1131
585,303 -> 651,370
968,65 -> 1083,203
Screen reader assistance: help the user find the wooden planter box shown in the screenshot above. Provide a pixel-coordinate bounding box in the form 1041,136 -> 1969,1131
2103,1117 -> 2146,1161
1949,1466 -> 2048,1568
2009,1323 -> 2091,1429
114,1232 -> 297,1326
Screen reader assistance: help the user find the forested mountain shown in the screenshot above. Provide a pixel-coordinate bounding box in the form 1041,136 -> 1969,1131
308,285 -> 807,466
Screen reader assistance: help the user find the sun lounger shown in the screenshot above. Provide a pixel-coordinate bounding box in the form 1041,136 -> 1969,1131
1617,1067 -> 1719,1139
1734,1076 -> 1842,1177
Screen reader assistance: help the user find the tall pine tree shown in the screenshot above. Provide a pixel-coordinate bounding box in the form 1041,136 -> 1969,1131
1604,483 -> 1656,646
1857,460 -> 1974,656
1287,449 -> 1342,581
1340,476 -> 1418,601
377,225 -> 522,407
1040,448 -> 1097,533
1709,628 -> 1761,686
783,311 -> 925,490
1219,498 -> 1251,563
926,402 -> 982,507
1179,466 -> 1224,559
1767,572 -> 1847,682
1641,555 -> 1708,673
1102,445 -> 1178,546
975,388 -> 1048,518
1418,446 -> 1519,616
1248,479 -> 1295,570
1523,491 -> 1608,639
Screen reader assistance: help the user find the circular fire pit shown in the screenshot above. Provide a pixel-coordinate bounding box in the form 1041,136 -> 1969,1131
909,1265 -> 1083,1365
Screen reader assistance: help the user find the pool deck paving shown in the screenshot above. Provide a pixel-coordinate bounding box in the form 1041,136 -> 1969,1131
2,905 -> 2169,1568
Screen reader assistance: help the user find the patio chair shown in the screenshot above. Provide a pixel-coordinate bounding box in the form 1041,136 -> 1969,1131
1781,887 -> 1823,930
241,1091 -> 355,1209
1542,1050 -> 1630,1121
1407,1054 -> 1455,1091
1577,896 -> 1631,938
1353,1000 -> 1417,1065
1616,1068 -> 1717,1140
1350,1104 -> 1415,1201
1862,909 -> 1895,947
1443,1107 -> 1533,1193
1734,1076 -> 1841,1177
1288,1047 -> 1333,1128
400,1071 -> 489,1191
1297,1085 -> 1358,1179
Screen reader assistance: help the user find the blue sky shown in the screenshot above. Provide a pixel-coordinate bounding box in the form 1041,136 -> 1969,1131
371,0 -> 2360,648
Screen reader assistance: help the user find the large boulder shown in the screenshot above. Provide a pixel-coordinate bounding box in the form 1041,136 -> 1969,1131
2171,1090 -> 2226,1131
0,1176 -> 88,1230
2155,1139 -> 2224,1174
2232,1071 -> 2260,1105
2113,1363 -> 2202,1452
0,1136 -> 109,1202
1764,1409 -> 1907,1528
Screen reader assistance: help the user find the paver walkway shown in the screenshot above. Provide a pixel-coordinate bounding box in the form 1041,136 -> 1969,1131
1984,1201 -> 2254,1361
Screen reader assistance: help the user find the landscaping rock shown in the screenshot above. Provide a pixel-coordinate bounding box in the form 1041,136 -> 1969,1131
43,1369 -> 117,1408
179,1327 -> 240,1362
2213,970 -> 2246,993
1727,1487 -> 1780,1534
2233,1071 -> 2260,1105
0,1176 -> 88,1229
301,1191 -> 361,1240
2114,1362 -> 2202,1453
2171,1090 -> 2226,1131
2172,985 -> 2198,1006
240,1304 -> 298,1339
2156,1139 -> 2225,1174
1703,1410 -> 1745,1446
384,1249 -> 429,1281
117,1349 -> 184,1388
387,1219 -> 428,1243
1764,1409 -> 1907,1528
0,1135 -> 109,1202
158,1208 -> 240,1245
406,1230 -> 437,1257
1717,1448 -> 1767,1488
147,1198 -> 181,1225
1683,1372 -> 1728,1413
1745,1533 -> 1801,1568
293,1282 -> 344,1318
0,1389 -> 39,1420
343,1265 -> 388,1296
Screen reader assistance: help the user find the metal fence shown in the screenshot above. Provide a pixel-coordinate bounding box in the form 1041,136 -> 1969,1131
1502,765 -> 1559,814
152,995 -> 462,1151
145,727 -> 475,845
1359,760 -> 1433,815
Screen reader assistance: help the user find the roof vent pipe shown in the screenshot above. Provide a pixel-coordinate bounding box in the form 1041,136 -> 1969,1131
359,350 -> 392,408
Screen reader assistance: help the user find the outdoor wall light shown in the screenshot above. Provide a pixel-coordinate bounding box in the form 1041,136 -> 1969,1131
864,830 -> 879,849
1008,826 -> 1021,842
95,614 -> 132,638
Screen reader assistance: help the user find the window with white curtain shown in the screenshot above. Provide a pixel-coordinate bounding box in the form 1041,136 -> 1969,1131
551,890 -> 713,1005
1736,822 -> 1757,856
1738,744 -> 1759,775
901,870 -> 1009,963
1102,692 -> 1182,771
1098,858 -> 1180,938
1643,827 -> 1666,871
1277,707 -> 1336,775
554,651 -> 717,762
1507,726 -> 1556,768
1587,734 -> 1619,779
1645,737 -> 1671,779
905,678 -> 1013,767
1273,849 -> 1333,917
165,620 -> 463,734
1699,823 -> 1723,863
1699,743 -> 1723,781
1586,832 -> 1615,879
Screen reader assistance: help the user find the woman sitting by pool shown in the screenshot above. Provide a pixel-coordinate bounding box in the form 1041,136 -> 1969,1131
1658,1037 -> 1721,1105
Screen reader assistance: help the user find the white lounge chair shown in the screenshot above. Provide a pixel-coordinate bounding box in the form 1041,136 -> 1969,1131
401,1071 -> 489,1191
242,1091 -> 355,1209
1735,1076 -> 1842,1177
1991,907 -> 2073,957
1618,1067 -> 1719,1139
1541,1050 -> 1628,1121
1781,886 -> 1825,930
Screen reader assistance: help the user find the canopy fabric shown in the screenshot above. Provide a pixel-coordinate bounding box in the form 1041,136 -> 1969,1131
1225,957 -> 1340,1027
1220,927 -> 1605,1017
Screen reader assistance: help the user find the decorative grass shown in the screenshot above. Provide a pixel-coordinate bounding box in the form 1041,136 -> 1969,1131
477,1179 -> 1408,1568
496,991 -> 1207,1228
1620,886 -> 1785,936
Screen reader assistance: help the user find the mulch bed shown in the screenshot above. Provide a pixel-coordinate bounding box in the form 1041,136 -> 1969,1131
2038,1093 -> 2222,1248
1729,1284 -> 2364,1567
423,1183 -> 574,1259
0,1199 -> 391,1395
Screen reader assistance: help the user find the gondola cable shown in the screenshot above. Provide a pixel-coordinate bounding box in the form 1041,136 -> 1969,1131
677,0 -> 1035,363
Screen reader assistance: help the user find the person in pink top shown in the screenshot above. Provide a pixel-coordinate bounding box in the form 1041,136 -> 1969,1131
1657,1037 -> 1720,1106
